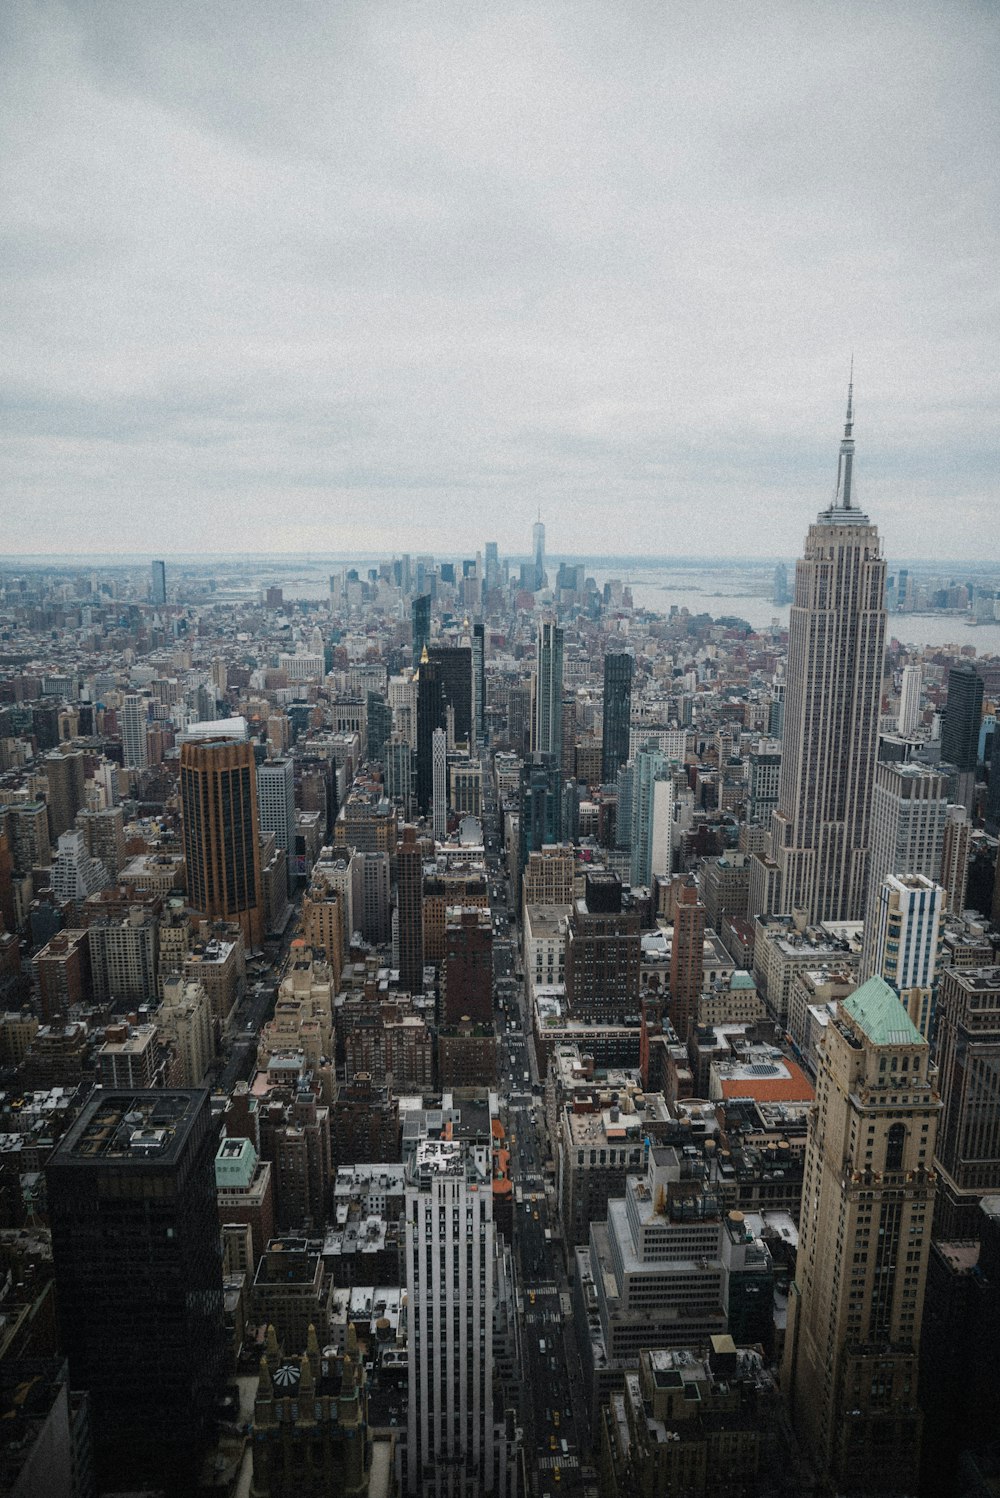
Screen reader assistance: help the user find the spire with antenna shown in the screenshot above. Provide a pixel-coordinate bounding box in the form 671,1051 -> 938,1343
834,358 -> 855,510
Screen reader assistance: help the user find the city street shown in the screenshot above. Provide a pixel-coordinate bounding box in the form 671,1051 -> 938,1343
482,760 -> 592,1497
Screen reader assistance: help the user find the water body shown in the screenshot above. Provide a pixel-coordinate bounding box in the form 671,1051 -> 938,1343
593,565 -> 1000,656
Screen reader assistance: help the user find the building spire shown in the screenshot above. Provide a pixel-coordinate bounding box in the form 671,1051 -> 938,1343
834,360 -> 855,510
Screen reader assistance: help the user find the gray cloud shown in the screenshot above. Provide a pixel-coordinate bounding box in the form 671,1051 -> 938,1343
1,1 -> 997,560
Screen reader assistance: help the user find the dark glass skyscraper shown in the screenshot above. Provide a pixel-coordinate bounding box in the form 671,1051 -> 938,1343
473,621 -> 486,745
416,656 -> 445,815
411,593 -> 431,663
366,690 -> 393,762
427,643 -> 473,746
396,824 -> 424,994
941,663 -> 984,773
987,724 -> 1000,834
46,1089 -> 226,1495
601,651 -> 633,783
519,754 -> 562,867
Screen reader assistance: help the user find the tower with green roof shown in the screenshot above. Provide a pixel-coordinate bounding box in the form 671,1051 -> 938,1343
783,975 -> 941,1494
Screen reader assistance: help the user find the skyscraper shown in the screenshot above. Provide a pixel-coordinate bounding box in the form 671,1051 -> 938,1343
404,1105 -> 516,1495
44,748 -> 86,840
366,690 -> 393,762
940,803 -> 971,914
432,726 -> 448,841
519,754 -> 562,866
897,662 -> 922,736
940,663 -> 984,772
933,966 -> 1000,1239
987,723 -> 1000,834
783,977 -> 940,1493
484,539 -> 499,593
767,377 -> 886,923
472,620 -> 485,747
628,743 -> 672,887
747,746 -> 782,825
427,643 -> 473,747
531,619 -> 563,764
941,662 -> 984,812
441,907 -> 493,1025
564,872 -> 641,1025
532,517 -> 545,591
150,558 -> 166,605
121,691 -> 149,769
257,757 -> 297,894
180,730 -> 264,949
46,1089 -> 226,1494
385,732 -> 413,814
669,875 -> 707,1043
396,825 -> 424,995
412,593 -> 431,663
601,651 -> 633,783
416,655 -> 445,816
861,761 -> 949,973
864,872 -> 945,1037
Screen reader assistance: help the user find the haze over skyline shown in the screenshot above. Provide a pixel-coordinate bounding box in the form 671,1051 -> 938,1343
3,2 -> 997,560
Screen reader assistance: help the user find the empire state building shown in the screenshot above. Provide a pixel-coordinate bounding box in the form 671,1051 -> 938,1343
768,377 -> 887,923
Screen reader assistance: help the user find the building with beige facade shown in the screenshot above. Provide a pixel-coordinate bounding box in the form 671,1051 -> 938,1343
783,976 -> 940,1493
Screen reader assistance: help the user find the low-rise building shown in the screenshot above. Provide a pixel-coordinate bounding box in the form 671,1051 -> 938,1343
752,914 -> 862,1027
600,1341 -> 777,1498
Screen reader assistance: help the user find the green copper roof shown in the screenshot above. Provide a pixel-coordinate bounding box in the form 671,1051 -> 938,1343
842,976 -> 923,1047
731,971 -> 756,989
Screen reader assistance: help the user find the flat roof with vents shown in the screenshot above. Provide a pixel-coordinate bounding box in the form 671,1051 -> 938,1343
49,1089 -> 208,1166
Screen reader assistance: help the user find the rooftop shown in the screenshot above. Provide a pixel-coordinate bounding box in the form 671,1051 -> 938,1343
842,976 -> 924,1047
50,1089 -> 208,1165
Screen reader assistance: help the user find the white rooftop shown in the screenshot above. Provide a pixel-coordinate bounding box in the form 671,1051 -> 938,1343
176,716 -> 248,743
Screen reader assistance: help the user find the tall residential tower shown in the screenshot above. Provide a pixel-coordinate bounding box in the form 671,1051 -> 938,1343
531,620 -> 564,765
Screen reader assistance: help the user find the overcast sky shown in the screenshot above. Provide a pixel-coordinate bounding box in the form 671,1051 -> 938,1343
2,2 -> 997,563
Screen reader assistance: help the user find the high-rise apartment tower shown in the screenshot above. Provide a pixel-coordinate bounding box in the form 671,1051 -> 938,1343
531,620 -> 564,765
121,692 -> 149,770
897,663 -> 922,736
257,756 -> 297,895
396,826 -> 424,995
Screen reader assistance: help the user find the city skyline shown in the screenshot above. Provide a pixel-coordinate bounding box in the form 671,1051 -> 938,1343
2,449 -> 1000,1494
3,5 -> 997,561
